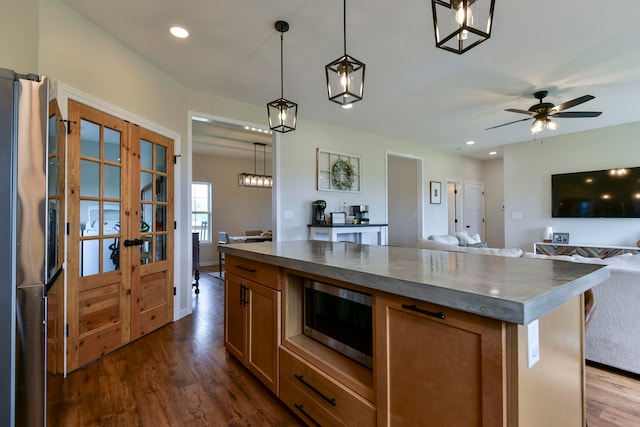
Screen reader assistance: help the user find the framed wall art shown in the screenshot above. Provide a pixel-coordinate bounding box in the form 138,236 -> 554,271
316,148 -> 361,192
552,232 -> 570,244
430,181 -> 441,204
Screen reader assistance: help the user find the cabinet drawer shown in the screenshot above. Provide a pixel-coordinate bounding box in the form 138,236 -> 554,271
225,255 -> 280,290
280,376 -> 345,427
280,347 -> 376,427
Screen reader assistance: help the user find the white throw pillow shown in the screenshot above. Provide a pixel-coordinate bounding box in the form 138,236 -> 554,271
455,231 -> 481,245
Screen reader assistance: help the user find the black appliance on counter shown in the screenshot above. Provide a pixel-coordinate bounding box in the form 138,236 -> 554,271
311,200 -> 327,224
351,205 -> 369,224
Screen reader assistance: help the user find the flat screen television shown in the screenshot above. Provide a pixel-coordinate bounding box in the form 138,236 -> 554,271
551,167 -> 640,218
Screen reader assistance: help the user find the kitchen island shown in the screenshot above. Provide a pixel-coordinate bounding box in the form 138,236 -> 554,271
220,240 -> 609,426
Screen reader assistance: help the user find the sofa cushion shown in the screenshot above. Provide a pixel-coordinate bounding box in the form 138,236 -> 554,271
418,239 -> 467,252
522,252 -> 577,262
466,247 -> 523,257
459,241 -> 488,248
428,234 -> 460,245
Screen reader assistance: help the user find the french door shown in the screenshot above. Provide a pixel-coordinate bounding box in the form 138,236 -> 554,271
66,101 -> 174,371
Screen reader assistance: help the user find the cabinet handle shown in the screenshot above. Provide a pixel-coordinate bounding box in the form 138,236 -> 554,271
293,403 -> 322,427
239,284 -> 245,306
294,374 -> 336,407
401,304 -> 446,320
243,285 -> 249,306
235,265 -> 257,273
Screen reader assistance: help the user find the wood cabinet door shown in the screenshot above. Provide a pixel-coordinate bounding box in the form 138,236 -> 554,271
375,293 -> 506,427
224,273 -> 247,361
246,281 -> 279,393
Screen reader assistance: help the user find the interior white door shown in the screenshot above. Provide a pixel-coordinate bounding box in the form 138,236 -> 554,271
463,181 -> 485,239
447,181 -> 462,234
387,155 -> 421,247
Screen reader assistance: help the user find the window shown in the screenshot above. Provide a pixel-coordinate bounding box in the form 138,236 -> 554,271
192,182 -> 211,242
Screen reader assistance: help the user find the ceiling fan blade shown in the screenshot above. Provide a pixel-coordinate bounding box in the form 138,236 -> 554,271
552,111 -> 602,118
505,108 -> 534,115
553,95 -> 595,112
486,117 -> 533,130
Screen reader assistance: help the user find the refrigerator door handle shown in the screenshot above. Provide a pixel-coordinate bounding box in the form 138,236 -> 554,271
45,266 -> 64,296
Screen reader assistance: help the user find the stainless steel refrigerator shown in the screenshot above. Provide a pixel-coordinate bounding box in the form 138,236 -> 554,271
0,68 -> 48,426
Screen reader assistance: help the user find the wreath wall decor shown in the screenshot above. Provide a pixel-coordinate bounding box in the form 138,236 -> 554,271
316,149 -> 361,192
332,160 -> 355,191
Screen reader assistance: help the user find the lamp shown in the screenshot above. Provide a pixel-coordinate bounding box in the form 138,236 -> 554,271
325,0 -> 365,107
431,0 -> 495,54
267,21 -> 297,133
238,143 -> 273,188
531,115 -> 557,134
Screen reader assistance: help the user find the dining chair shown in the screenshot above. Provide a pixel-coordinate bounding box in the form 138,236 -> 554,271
218,231 -> 230,277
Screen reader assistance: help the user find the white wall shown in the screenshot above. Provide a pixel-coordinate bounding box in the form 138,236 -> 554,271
0,0 -> 39,73
275,118 -> 486,242
192,154 -> 272,265
483,158 -> 505,248
504,122 -> 640,251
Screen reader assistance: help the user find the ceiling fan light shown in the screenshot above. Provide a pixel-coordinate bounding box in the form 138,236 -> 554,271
531,119 -> 545,134
546,119 -> 557,130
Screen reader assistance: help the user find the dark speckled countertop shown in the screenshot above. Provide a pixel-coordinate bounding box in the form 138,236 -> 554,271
219,240 -> 610,324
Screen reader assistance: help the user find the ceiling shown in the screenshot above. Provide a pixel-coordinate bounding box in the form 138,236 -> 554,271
60,0 -> 640,160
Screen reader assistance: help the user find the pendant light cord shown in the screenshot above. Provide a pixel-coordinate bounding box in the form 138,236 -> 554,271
343,0 -> 347,55
280,31 -> 284,99
254,143 -> 257,174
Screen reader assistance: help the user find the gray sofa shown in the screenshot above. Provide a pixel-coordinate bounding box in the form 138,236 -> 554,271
417,236 -> 640,375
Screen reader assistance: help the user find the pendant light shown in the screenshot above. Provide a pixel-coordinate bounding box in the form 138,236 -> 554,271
238,143 -> 273,188
267,20 -> 297,133
325,0 -> 365,107
431,0 -> 495,54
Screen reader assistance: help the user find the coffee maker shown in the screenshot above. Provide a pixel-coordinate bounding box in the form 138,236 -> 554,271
311,200 -> 327,224
351,205 -> 369,224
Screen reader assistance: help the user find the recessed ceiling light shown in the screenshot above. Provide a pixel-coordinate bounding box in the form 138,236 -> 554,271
489,151 -> 497,156
170,26 -> 189,39
466,140 -> 475,145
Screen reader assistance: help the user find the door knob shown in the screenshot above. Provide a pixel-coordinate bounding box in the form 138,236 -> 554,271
124,239 -> 144,247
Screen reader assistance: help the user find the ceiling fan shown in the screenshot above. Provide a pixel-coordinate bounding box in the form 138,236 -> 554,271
486,90 -> 602,134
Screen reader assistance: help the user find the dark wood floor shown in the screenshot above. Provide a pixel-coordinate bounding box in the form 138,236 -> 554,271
48,266 -> 640,426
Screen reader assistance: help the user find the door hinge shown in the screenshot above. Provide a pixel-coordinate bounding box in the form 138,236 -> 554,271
65,323 -> 69,337
174,221 -> 177,230
66,223 -> 70,235
173,287 -> 176,296
173,155 -> 181,164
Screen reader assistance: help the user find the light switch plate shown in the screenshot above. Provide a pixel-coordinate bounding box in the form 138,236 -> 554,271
283,210 -> 294,219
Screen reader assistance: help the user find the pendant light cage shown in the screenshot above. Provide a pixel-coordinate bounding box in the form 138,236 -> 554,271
268,20 -> 297,133
238,142 -> 273,188
431,0 -> 495,54
325,0 -> 366,106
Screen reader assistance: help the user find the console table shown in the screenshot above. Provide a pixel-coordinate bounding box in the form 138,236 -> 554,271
308,223 -> 388,245
534,242 -> 640,258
